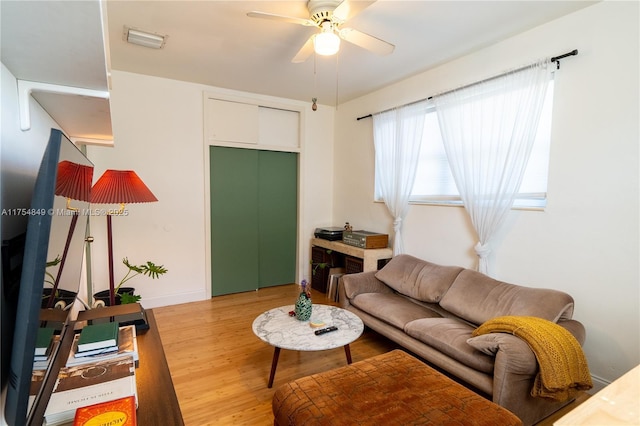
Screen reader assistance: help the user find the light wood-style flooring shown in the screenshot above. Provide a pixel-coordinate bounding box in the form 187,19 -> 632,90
153,284 -> 588,425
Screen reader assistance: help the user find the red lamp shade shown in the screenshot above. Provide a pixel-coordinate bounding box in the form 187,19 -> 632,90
90,170 -> 157,204
55,161 -> 94,202
46,161 -> 94,308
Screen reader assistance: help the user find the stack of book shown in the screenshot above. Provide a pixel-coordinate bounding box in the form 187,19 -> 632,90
73,395 -> 137,426
43,355 -> 138,426
29,322 -> 141,425
326,268 -> 345,302
75,322 -> 119,354
66,324 -> 138,367
33,327 -> 59,370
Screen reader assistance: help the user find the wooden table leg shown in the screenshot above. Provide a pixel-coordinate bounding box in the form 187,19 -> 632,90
268,347 -> 281,388
344,344 -> 352,364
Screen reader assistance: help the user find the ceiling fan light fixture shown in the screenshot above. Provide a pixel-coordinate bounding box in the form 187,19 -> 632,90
314,31 -> 340,56
124,26 -> 167,49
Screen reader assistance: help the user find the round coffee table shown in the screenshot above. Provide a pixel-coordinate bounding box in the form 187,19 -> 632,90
252,304 -> 364,388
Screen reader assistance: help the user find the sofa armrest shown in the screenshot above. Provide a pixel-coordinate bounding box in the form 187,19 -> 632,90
467,332 -> 538,374
467,319 -> 587,394
467,320 -> 587,425
467,333 -> 538,414
558,319 -> 586,345
339,271 -> 393,309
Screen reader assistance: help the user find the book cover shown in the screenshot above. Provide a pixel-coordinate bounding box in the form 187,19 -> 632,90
73,395 -> 136,426
73,343 -> 119,358
326,269 -> 345,303
67,325 -> 138,367
77,321 -> 119,352
34,335 -> 61,369
35,326 -> 55,356
44,355 -> 137,425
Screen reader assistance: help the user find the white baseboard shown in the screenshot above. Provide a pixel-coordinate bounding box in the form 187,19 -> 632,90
140,289 -> 208,309
588,374 -> 610,394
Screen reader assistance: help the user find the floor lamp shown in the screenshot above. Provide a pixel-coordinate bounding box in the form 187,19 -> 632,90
46,160 -> 93,308
90,170 -> 157,306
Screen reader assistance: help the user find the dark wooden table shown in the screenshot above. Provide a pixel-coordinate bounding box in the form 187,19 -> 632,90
29,305 -> 183,425
134,308 -> 184,425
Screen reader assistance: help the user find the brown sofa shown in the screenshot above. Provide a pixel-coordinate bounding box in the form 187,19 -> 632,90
339,254 -> 587,426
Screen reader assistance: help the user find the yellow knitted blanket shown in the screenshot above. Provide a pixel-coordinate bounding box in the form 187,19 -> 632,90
472,315 -> 592,401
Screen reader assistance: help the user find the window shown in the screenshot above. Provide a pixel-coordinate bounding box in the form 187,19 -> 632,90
375,80 -> 554,209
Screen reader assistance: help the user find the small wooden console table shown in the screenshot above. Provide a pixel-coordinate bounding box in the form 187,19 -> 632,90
29,305 -> 183,425
311,238 -> 393,272
77,305 -> 184,425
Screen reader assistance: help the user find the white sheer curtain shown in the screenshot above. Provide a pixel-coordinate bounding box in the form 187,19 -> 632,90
373,101 -> 428,255
433,60 -> 552,274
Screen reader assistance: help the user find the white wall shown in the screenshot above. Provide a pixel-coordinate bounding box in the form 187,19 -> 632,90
1,63 -> 63,240
2,63 -> 97,311
333,1 -> 639,387
87,70 -> 334,308
85,0 -> 637,388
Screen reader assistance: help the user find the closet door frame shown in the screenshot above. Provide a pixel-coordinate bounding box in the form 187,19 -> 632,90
202,92 -> 304,299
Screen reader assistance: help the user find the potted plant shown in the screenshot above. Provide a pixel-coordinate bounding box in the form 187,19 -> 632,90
93,257 -> 168,307
310,249 -> 335,276
42,255 -> 77,309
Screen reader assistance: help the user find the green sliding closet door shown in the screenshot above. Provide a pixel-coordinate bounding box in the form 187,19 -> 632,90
210,147 -> 259,295
257,150 -> 297,288
210,146 -> 297,296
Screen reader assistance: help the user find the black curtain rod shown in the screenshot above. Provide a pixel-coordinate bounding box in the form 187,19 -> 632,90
356,49 -> 578,121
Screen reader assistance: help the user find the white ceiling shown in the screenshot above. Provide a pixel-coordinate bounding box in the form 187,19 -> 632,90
1,0 -> 597,142
1,1 -> 111,141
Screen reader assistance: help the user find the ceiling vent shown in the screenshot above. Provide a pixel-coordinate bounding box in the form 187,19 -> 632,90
123,26 -> 167,49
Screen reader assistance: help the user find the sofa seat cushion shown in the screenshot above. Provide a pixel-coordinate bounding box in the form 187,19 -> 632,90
439,269 -> 575,325
351,293 -> 443,329
375,254 -> 464,303
404,318 -> 495,374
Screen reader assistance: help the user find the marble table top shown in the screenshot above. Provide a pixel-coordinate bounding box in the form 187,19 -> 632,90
252,304 -> 364,351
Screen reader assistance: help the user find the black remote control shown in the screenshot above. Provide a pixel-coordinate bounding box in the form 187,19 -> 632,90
314,326 -> 338,335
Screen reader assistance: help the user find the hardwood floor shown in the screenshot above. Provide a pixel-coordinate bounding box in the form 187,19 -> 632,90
153,284 -> 588,425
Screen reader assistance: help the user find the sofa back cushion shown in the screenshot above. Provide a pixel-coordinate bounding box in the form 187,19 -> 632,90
439,269 -> 575,325
375,255 -> 463,303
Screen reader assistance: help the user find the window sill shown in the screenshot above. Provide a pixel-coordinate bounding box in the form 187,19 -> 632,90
374,199 -> 546,212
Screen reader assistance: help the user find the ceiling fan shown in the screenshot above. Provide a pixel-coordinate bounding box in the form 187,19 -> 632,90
247,0 -> 395,63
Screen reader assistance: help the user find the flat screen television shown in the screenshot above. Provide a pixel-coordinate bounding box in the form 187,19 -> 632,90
3,129 -> 93,426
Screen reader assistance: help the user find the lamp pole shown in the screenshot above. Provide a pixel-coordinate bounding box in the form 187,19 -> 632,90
106,214 -> 116,306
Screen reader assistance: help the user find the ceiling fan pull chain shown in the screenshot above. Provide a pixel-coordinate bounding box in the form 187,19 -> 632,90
313,52 -> 318,110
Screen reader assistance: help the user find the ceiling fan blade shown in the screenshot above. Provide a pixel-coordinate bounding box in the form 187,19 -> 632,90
339,27 -> 394,56
332,0 -> 376,23
291,36 -> 315,63
247,11 -> 315,27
